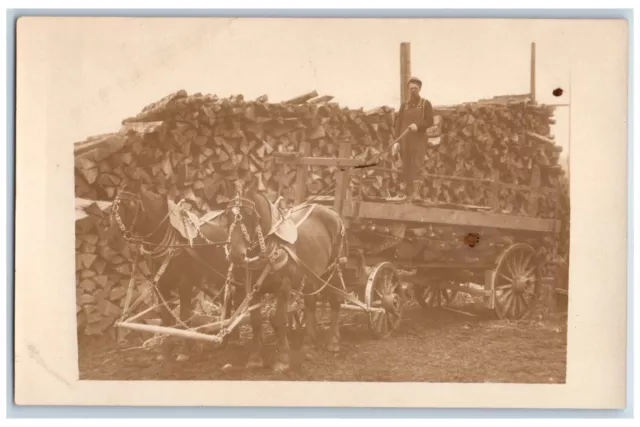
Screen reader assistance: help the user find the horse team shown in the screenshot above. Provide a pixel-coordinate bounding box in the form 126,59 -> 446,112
106,176 -> 350,373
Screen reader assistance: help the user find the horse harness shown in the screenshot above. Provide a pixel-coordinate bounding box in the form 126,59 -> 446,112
225,189 -> 349,298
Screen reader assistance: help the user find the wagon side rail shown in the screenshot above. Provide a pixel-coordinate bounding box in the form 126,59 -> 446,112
273,140 -> 564,227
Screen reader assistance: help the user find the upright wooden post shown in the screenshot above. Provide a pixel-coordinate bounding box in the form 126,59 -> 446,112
294,141 -> 311,205
528,165 -> 541,217
334,142 -> 352,220
489,170 -> 501,211
400,42 -> 412,104
530,42 -> 536,103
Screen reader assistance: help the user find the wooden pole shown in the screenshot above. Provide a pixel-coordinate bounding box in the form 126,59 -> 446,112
400,42 -> 411,104
294,141 -> 311,205
530,42 -> 536,103
115,321 -> 224,343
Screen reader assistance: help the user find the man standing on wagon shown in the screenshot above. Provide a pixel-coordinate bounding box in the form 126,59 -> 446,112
393,76 -> 434,202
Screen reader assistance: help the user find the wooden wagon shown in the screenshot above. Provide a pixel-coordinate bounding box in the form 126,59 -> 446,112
269,137 -> 564,338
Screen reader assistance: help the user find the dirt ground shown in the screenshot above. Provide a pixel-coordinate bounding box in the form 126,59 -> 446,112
78,298 -> 568,383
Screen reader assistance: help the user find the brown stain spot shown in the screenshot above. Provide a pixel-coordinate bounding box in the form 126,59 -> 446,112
552,88 -> 564,97
464,232 -> 480,248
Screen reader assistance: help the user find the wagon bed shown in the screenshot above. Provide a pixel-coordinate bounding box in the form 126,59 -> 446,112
273,140 -> 564,324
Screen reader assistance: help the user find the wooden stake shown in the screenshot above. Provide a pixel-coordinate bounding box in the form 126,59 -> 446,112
400,42 -> 411,104
530,42 -> 536,103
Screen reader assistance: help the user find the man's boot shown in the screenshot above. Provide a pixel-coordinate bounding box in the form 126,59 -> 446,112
412,180 -> 423,202
399,181 -> 410,201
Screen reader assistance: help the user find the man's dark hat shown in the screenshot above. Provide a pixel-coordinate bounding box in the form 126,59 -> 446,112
408,76 -> 422,87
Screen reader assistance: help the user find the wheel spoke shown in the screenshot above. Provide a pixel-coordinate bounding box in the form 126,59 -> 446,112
498,273 -> 515,285
521,253 -> 534,275
501,288 -> 513,301
376,311 -> 386,333
380,313 -> 388,335
505,293 -> 515,316
512,294 -> 520,318
523,265 -> 537,278
386,313 -> 394,331
507,257 -> 517,278
518,294 -> 529,311
390,280 -> 399,293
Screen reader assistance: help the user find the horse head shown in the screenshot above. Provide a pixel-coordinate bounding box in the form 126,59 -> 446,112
106,180 -> 169,252
224,177 -> 273,265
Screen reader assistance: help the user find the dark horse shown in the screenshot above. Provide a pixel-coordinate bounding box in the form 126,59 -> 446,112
224,178 -> 349,373
106,181 -> 240,362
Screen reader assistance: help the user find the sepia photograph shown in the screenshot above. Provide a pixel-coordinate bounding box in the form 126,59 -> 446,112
14,15 -> 628,409
72,17 -> 570,383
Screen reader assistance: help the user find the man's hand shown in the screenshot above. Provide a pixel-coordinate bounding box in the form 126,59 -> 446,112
408,123 -> 418,132
392,142 -> 400,156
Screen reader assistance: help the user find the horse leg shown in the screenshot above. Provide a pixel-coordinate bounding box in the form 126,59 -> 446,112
300,294 -> 319,360
272,278 -> 292,373
175,277 -> 194,362
246,293 -> 265,369
227,285 -> 242,342
326,290 -> 342,353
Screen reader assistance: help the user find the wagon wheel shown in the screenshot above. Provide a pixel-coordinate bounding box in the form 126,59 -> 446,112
417,280 -> 459,309
365,262 -> 404,339
492,243 -> 541,320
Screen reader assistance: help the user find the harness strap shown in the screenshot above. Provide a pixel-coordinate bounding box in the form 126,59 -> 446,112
280,245 -> 339,292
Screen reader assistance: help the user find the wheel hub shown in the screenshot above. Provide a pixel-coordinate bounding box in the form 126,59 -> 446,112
382,293 -> 400,313
514,276 -> 528,293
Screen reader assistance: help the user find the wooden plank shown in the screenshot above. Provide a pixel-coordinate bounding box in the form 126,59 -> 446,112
294,142 -> 311,205
347,201 -> 562,233
528,165 -> 541,216
525,131 -> 556,145
369,167 -> 558,195
275,156 -> 365,168
333,142 -> 352,218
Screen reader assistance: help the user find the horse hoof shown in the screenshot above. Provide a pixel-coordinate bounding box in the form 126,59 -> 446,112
301,346 -> 318,361
176,354 -> 190,362
272,362 -> 290,373
156,354 -> 167,362
327,342 -> 340,353
246,356 -> 264,370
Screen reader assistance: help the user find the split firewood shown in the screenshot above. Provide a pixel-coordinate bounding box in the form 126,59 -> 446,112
73,90 -> 569,337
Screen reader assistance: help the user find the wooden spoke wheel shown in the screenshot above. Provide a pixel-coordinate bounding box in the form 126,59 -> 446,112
365,262 -> 403,339
492,243 -> 541,320
417,281 -> 459,309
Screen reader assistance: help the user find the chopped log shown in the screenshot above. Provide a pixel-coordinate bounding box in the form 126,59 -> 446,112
307,95 -> 334,104
283,90 -> 318,105
73,89 -> 569,339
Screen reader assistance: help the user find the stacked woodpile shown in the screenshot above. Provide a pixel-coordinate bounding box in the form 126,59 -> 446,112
355,98 -> 564,219
74,89 -> 569,335
75,90 -> 565,219
75,199 -> 174,339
